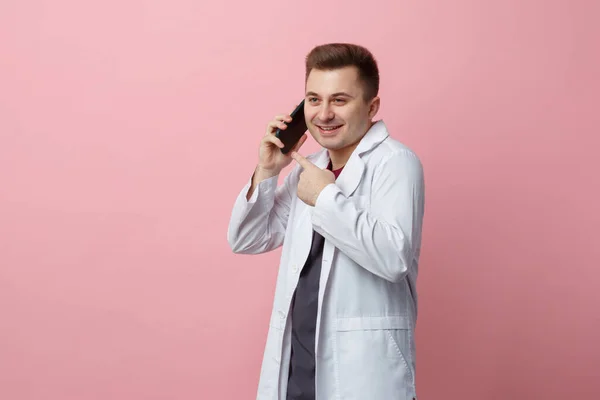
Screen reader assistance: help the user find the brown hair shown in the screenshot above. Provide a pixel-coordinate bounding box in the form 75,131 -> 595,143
305,43 -> 379,101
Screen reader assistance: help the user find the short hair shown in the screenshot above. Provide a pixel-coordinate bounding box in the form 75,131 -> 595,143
305,43 -> 380,101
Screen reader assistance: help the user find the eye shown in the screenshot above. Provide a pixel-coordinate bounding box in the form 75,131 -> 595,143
307,97 -> 319,103
333,98 -> 346,104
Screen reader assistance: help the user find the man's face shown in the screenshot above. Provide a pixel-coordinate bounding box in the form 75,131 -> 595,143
304,66 -> 379,153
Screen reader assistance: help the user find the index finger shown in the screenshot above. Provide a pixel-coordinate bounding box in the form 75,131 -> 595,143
291,152 -> 315,169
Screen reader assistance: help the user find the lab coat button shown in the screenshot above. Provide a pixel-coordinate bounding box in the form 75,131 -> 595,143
279,310 -> 286,319
292,264 -> 298,273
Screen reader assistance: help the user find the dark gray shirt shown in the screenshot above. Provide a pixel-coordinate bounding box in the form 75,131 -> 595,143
286,163 -> 342,400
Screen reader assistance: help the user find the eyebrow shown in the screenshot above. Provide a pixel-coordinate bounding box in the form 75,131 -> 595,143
306,91 -> 355,98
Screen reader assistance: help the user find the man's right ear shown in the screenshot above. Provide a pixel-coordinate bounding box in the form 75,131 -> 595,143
368,96 -> 380,119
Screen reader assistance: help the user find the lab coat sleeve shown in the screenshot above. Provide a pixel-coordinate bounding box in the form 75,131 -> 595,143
227,167 -> 297,254
311,150 -> 425,282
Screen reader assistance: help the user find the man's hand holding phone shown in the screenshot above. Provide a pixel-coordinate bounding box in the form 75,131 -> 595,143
246,110 -> 307,200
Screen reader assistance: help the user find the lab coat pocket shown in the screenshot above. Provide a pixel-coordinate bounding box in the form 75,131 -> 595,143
335,316 -> 414,400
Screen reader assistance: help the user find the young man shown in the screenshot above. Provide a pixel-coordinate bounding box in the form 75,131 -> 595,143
227,43 -> 425,400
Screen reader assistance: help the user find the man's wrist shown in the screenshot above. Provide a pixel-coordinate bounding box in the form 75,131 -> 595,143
255,165 -> 280,181
246,165 -> 280,201
314,183 -> 339,209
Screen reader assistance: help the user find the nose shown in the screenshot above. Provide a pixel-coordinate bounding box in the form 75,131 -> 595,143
317,103 -> 335,122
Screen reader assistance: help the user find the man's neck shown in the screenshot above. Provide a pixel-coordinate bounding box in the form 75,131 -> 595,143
329,144 -> 358,170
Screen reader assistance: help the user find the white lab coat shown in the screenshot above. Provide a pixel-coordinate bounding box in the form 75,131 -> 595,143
227,120 -> 425,400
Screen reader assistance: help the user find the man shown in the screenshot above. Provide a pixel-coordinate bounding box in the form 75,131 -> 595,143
227,43 -> 425,400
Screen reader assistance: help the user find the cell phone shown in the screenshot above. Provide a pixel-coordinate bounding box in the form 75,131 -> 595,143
275,100 -> 307,154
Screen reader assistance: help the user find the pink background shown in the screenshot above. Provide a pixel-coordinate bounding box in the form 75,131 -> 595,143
1,0 -> 599,399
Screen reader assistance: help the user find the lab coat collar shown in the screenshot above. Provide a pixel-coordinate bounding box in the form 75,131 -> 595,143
309,120 -> 389,197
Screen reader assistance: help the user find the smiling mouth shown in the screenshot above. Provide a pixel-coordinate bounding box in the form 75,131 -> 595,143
317,125 -> 343,135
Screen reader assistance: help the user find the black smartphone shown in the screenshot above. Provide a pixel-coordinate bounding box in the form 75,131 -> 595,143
275,100 -> 307,154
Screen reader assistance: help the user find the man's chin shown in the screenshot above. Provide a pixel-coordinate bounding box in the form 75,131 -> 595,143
318,138 -> 345,151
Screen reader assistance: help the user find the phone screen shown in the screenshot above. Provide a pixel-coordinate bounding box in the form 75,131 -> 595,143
275,100 -> 308,154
